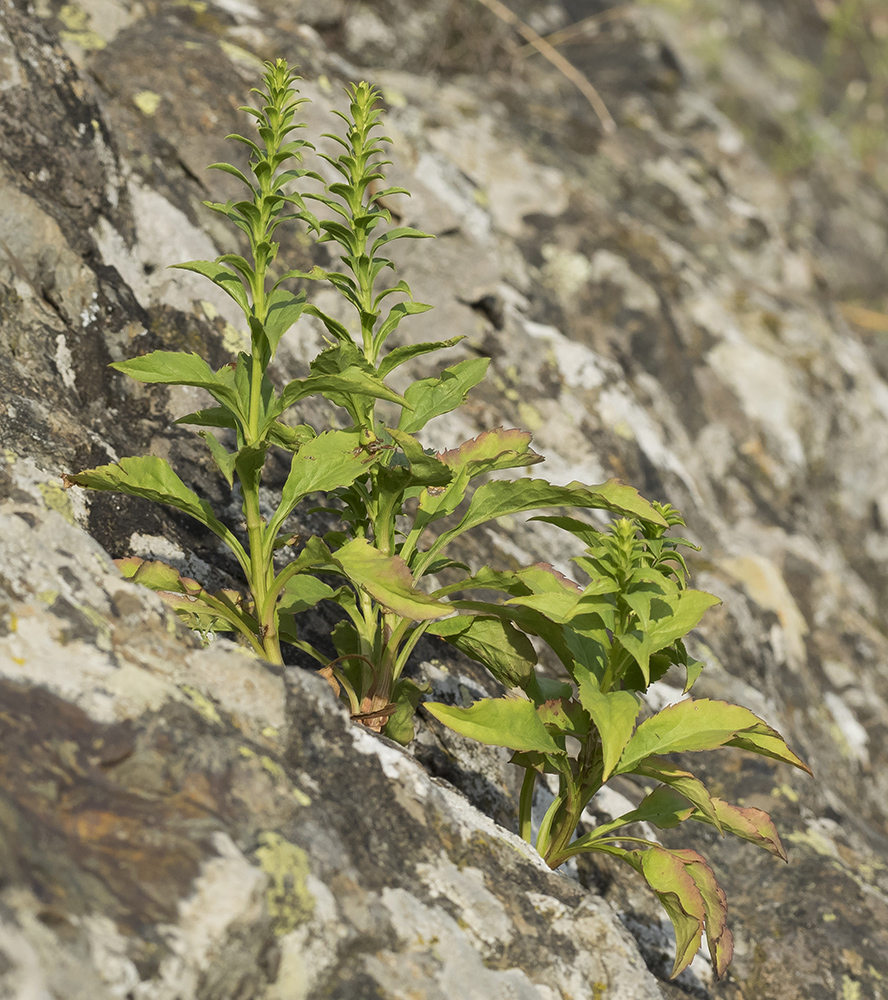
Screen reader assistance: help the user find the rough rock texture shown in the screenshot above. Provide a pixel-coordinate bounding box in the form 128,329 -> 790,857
2,0 -> 888,998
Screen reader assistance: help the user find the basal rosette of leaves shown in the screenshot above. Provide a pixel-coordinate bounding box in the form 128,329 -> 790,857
62,60 -> 810,978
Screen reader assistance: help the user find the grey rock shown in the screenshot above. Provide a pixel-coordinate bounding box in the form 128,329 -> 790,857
0,501 -> 662,1000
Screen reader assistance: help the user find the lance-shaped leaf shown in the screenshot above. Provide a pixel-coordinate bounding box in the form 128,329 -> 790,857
572,661 -> 640,780
264,288 -> 307,355
266,430 -> 381,537
446,599 -> 577,679
690,797 -> 788,861
375,299 -> 434,345
112,351 -> 243,419
637,846 -> 707,979
618,588 -> 721,685
424,697 -> 565,754
726,722 -> 812,775
377,336 -> 464,378
175,406 -> 237,431
398,357 -> 490,434
334,537 -> 451,620
631,757 -> 723,831
199,431 -> 237,486
170,259 -> 249,313
536,697 -> 590,738
426,614 -> 537,688
385,676 -> 430,746
63,456 -> 245,568
422,480 -> 663,572
615,698 -> 778,775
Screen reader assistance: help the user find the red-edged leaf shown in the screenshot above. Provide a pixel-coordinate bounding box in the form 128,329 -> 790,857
638,846 -> 705,978
670,849 -> 734,978
692,797 -> 788,861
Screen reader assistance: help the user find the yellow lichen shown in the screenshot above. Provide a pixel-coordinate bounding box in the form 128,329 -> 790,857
254,832 -> 315,934
260,755 -> 287,781
842,975 -> 862,1000
133,91 -> 162,117
181,684 -> 223,724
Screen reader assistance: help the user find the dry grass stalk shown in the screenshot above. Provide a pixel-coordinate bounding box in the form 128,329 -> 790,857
471,0 -> 617,134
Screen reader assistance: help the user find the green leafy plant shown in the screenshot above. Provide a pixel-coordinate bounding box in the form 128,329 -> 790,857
425,506 -> 811,977
63,59 -> 809,978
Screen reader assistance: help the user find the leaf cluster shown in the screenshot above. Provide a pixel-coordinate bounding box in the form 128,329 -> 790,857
425,507 -> 811,979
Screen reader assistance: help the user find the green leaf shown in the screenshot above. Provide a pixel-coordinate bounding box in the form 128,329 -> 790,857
574,667 -> 640,781
115,556 -> 197,594
535,697 -> 590,738
618,589 -> 721,684
277,575 -> 337,616
63,456 -> 244,565
264,288 -> 307,356
690,797 -> 788,861
199,431 -> 236,486
334,537 -> 451,621
114,557 -> 254,640
616,698 -> 776,774
576,480 -> 669,526
398,358 -> 490,434
112,351 -> 243,418
377,337 -> 464,378
175,406 -> 237,430
170,259 -> 249,314
630,757 -> 722,831
233,441 -> 268,498
370,225 -> 433,253
268,421 -> 316,451
424,697 -> 565,754
385,428 -> 452,487
267,430 -> 381,538
426,614 -> 537,688
566,785 -> 696,856
425,480 -> 659,569
726,722 -> 813,775
446,599 -> 578,681
384,677 -> 429,745
375,300 -> 434,345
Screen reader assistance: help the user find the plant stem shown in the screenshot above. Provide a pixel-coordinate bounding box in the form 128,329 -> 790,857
519,768 -> 536,843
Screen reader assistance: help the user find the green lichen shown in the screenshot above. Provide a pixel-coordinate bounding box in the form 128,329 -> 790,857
37,482 -> 76,525
254,831 -> 315,934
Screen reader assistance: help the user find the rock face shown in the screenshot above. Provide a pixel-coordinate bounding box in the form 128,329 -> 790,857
1,0 -> 888,998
